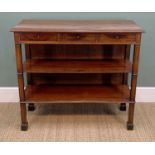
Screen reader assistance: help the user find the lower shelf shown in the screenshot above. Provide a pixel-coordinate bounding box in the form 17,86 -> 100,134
24,85 -> 131,103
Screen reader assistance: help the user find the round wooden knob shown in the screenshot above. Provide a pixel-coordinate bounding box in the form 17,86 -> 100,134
115,35 -> 120,39
76,34 -> 80,39
37,34 -> 40,39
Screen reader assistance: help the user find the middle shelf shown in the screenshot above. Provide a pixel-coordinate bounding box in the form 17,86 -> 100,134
24,59 -> 132,73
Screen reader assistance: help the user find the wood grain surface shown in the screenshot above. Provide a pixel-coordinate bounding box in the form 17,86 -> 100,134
11,20 -> 144,32
24,85 -> 130,103
24,59 -> 132,73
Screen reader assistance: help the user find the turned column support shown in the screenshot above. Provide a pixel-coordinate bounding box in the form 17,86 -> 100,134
120,45 -> 131,111
25,45 -> 36,111
14,35 -> 28,130
127,42 -> 141,130
15,44 -> 25,101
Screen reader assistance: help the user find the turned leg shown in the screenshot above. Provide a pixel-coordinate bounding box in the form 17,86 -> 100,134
120,45 -> 130,112
25,45 -> 35,112
14,41 -> 29,131
127,103 -> 135,130
28,103 -> 35,111
119,103 -> 126,111
20,103 -> 28,131
127,39 -> 141,130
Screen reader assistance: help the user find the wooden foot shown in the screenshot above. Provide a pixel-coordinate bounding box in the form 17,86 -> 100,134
20,103 -> 28,131
21,122 -> 28,131
28,103 -> 35,111
119,103 -> 126,111
127,103 -> 135,130
127,122 -> 134,130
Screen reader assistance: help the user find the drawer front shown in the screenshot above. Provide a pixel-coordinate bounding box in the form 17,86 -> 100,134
99,33 -> 136,44
19,32 -> 136,44
61,33 -> 97,43
20,33 -> 58,41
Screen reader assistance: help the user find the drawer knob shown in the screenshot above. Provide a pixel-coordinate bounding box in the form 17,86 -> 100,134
76,34 -> 80,39
37,34 -> 40,39
115,35 -> 120,39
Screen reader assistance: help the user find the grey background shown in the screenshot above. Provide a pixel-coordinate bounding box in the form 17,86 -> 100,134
0,12 -> 154,87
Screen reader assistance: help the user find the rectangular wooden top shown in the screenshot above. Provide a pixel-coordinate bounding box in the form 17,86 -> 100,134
11,20 -> 144,33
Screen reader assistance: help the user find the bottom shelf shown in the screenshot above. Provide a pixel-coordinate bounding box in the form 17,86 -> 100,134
24,85 -> 131,103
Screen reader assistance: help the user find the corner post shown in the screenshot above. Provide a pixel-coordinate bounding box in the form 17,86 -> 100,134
14,33 -> 28,131
127,33 -> 141,130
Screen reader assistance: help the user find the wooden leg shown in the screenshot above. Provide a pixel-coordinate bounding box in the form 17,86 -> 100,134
127,103 -> 135,130
28,103 -> 35,111
127,37 -> 141,130
14,42 -> 28,131
20,103 -> 28,131
120,46 -> 130,112
119,103 -> 126,111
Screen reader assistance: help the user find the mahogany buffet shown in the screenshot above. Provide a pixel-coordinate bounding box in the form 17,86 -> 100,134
11,20 -> 144,131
